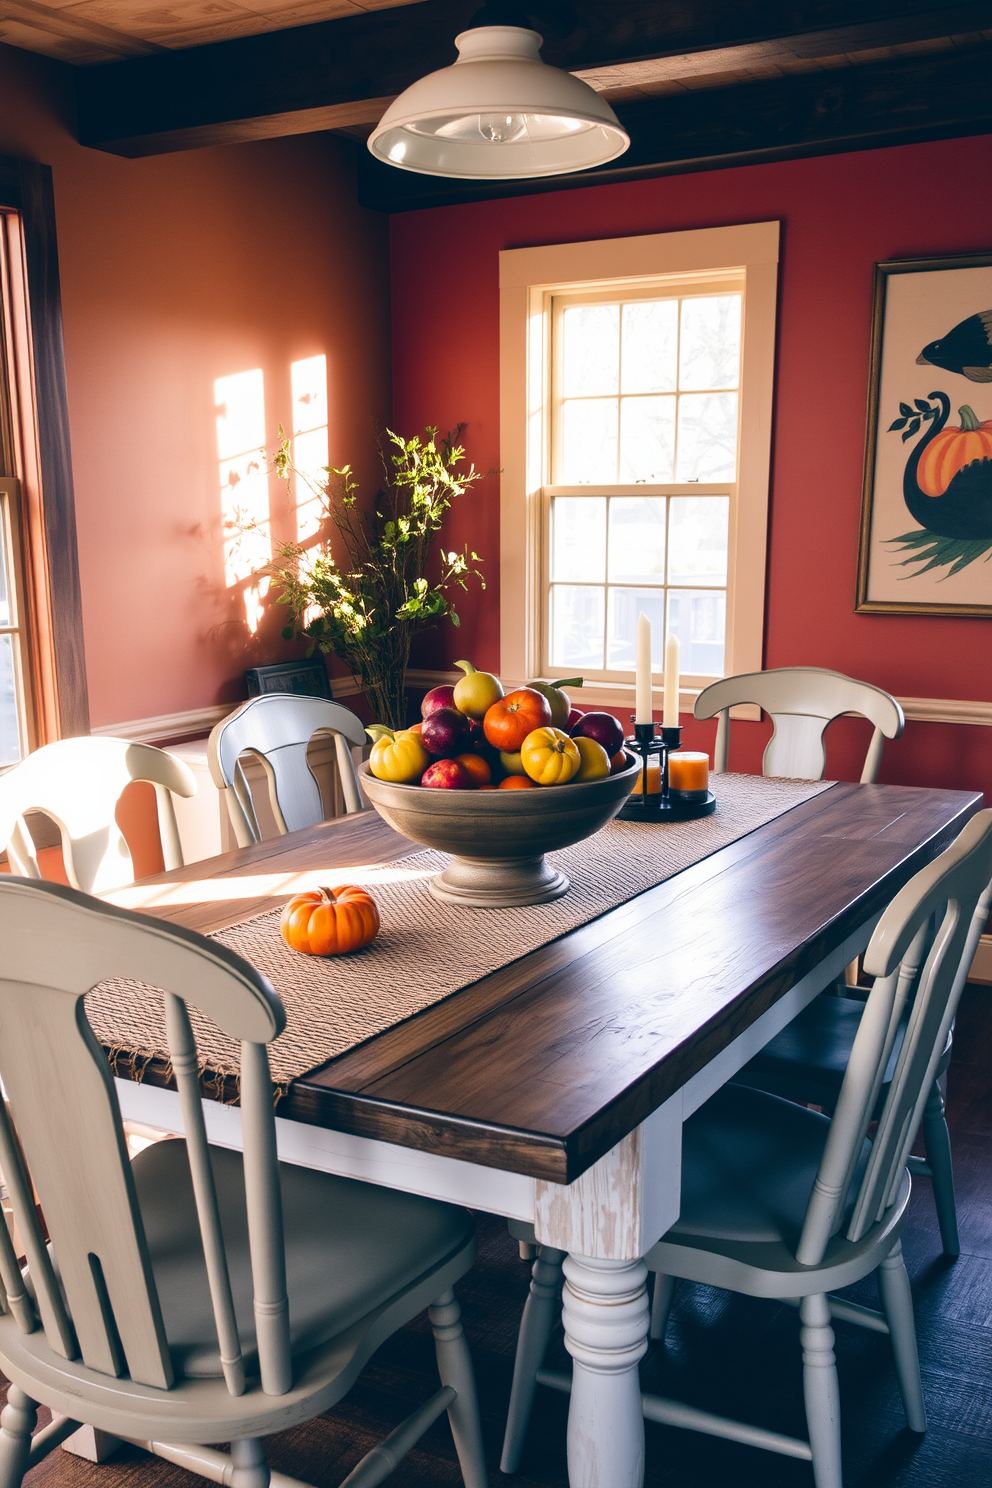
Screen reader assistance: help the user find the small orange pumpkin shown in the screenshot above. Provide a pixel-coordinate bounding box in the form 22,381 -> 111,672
918,405 -> 992,497
280,886 -> 380,956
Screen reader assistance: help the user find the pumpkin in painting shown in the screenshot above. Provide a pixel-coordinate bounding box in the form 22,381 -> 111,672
280,886 -> 380,956
917,405 -> 992,497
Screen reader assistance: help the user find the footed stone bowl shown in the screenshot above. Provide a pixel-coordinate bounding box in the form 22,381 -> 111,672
360,754 -> 640,907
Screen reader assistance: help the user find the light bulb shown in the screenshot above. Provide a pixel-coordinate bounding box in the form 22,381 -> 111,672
479,112 -> 527,144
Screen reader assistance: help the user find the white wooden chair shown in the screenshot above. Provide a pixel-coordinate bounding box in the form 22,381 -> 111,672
208,696 -> 366,848
0,737 -> 196,894
501,809 -> 992,1485
0,876 -> 487,1488
694,666 -> 905,783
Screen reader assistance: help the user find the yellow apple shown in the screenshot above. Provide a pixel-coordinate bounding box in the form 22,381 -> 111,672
572,735 -> 610,782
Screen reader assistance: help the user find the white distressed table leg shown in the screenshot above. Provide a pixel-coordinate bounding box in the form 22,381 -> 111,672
562,1254 -> 650,1488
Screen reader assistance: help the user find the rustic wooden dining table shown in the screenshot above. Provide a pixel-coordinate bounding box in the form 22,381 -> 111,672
107,779 -> 980,1488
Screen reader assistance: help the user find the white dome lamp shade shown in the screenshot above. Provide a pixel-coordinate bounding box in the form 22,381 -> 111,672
367,2 -> 629,180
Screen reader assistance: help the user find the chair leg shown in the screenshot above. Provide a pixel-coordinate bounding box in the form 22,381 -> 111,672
649,1273 -> 676,1342
429,1289 -> 487,1488
800,1294 -> 842,1488
500,1244 -> 566,1474
229,1439 -> 270,1488
878,1240 -> 927,1434
0,1387 -> 37,1488
921,1080 -> 959,1258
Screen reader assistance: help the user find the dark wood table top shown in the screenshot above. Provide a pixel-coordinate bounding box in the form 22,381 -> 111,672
121,781 -> 981,1184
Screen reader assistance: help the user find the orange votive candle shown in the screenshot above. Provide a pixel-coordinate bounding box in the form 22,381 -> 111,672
668,751 -> 710,793
632,762 -> 663,795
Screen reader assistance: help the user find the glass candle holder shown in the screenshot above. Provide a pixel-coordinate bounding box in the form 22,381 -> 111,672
668,750 -> 710,799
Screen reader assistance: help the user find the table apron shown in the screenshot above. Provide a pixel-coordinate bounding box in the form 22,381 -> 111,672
115,914 -> 877,1260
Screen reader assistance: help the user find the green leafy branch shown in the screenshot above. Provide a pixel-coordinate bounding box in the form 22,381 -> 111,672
264,426 -> 486,729
888,397 -> 940,443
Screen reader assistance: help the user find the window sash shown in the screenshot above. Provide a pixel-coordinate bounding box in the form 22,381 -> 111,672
539,482 -> 732,688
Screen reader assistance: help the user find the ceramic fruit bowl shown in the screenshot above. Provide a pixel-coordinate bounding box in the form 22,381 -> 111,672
360,754 -> 640,907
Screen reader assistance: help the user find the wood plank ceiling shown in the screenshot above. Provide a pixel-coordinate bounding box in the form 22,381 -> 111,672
2,0 -> 988,209
0,0 -> 427,64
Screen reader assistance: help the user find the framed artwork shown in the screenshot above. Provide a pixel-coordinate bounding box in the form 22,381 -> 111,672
856,252 -> 992,616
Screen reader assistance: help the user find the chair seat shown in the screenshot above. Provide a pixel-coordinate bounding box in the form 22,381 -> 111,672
668,1084 -> 869,1248
132,1139 -> 474,1381
734,993 -> 950,1108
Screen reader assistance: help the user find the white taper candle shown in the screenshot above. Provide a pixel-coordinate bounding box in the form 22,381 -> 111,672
662,632 -> 680,728
634,613 -> 652,724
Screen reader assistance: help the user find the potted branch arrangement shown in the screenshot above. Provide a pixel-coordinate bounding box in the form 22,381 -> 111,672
267,427 -> 484,731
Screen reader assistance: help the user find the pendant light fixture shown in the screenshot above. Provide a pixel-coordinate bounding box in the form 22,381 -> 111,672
367,2 -> 629,181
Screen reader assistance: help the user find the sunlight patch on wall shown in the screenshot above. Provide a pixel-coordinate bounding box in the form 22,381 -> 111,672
215,368 -> 270,631
291,354 -> 329,542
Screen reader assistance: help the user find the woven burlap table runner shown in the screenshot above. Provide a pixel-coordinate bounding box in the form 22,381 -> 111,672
87,774 -> 833,1088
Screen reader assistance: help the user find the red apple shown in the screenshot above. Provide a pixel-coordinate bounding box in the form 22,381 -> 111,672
572,711 -> 624,756
422,684 -> 457,718
422,758 -> 473,790
421,706 -> 473,758
566,707 -> 585,733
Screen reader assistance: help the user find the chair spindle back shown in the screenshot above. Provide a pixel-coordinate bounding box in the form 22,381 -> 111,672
694,667 -> 905,783
208,695 -> 366,847
0,738 -> 196,894
794,809 -> 992,1267
0,877 -> 289,1397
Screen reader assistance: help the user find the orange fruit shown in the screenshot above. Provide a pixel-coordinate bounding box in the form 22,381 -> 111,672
454,752 -> 492,787
498,774 -> 538,789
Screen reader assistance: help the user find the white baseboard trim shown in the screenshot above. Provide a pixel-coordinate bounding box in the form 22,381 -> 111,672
91,704 -> 232,743
969,934 -> 992,986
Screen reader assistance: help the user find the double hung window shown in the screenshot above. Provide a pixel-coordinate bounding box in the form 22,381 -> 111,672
499,222 -> 779,711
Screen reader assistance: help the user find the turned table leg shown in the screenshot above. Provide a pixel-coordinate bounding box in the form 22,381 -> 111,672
561,1253 -> 650,1488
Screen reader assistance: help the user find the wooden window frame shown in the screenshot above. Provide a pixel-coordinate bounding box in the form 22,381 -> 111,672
499,221 -> 779,714
0,158 -> 88,748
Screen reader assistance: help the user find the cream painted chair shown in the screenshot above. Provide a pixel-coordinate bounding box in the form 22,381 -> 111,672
208,695 -> 366,848
0,877 -> 487,1488
501,810 -> 992,1484
694,666 -> 905,783
0,737 -> 196,894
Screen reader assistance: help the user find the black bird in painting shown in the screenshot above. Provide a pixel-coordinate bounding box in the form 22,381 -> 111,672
917,309 -> 992,382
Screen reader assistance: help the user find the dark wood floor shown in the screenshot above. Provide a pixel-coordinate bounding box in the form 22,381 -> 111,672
14,986 -> 992,1488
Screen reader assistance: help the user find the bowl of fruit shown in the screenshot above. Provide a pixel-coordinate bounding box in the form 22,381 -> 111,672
360,662 -> 640,907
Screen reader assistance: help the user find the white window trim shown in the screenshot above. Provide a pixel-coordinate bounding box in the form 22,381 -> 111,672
0,476 -> 32,766
498,221 -> 780,713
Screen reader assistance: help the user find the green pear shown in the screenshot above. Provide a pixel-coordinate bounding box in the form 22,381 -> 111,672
453,660 -> 504,720
524,677 -> 582,730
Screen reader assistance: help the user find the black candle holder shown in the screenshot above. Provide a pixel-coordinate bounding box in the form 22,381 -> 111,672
617,719 -> 716,822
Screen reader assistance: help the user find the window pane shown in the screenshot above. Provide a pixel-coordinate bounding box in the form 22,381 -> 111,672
550,585 -> 605,669
561,398 -> 618,484
552,497 -> 606,582
676,392 -> 738,482
619,396 -> 675,483
679,294 -> 742,390
668,589 -> 726,677
668,497 -> 729,586
608,497 -> 666,584
608,588 -> 665,670
0,510 -> 9,627
621,300 -> 678,393
561,304 -> 619,396
0,633 -> 21,765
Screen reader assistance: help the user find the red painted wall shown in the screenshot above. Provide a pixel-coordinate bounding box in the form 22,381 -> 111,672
390,136 -> 992,797
0,43 -> 392,731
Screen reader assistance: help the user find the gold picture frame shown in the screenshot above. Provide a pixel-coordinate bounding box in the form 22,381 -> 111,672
856,252 -> 992,617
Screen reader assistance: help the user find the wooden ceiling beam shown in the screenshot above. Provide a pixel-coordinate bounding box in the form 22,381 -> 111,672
354,45 -> 992,211
74,0 -> 992,157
